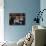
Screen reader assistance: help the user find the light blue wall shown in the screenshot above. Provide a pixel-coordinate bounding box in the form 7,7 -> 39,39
4,0 -> 40,42
40,0 -> 46,27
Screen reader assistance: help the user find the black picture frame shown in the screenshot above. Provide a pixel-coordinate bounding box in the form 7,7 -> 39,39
9,13 -> 25,25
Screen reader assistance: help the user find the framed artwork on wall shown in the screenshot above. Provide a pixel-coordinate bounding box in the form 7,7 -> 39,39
9,13 -> 25,25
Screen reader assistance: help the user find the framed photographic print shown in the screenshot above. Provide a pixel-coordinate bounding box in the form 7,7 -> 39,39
9,13 -> 25,25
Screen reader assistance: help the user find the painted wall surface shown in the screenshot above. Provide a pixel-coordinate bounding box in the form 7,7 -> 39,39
40,0 -> 46,27
4,0 -> 40,42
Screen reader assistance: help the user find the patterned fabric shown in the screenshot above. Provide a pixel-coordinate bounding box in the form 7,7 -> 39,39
23,32 -> 34,46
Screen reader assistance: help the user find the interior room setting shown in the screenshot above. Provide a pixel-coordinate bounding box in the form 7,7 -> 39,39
0,0 -> 46,46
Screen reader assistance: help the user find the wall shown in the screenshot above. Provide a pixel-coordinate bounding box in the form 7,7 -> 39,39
0,0 -> 4,42
4,0 -> 40,42
40,0 -> 46,27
